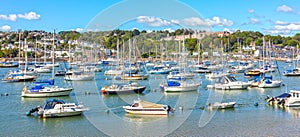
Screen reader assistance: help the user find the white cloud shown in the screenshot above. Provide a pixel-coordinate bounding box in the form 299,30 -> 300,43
75,28 -> 83,32
131,27 -> 139,31
264,29 -> 291,35
0,14 -> 17,21
18,11 -> 40,20
136,16 -> 176,27
0,11 -> 40,21
0,25 -> 11,31
163,28 -> 175,32
265,23 -> 300,35
275,21 -> 289,25
146,30 -> 153,33
223,28 -> 239,34
276,5 -> 293,13
248,9 -> 255,13
136,16 -> 233,28
274,23 -> 300,31
223,28 -> 231,33
205,16 -> 234,27
182,17 -> 208,27
250,18 -> 260,24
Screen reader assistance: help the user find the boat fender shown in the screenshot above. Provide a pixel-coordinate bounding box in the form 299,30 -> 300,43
178,106 -> 183,111
254,102 -> 259,106
101,89 -> 106,94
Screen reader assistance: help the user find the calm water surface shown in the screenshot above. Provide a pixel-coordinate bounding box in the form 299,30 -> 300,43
1,61 -> 300,136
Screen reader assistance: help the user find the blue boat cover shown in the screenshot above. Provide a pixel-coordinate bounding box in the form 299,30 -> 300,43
43,98 -> 65,109
167,81 -> 181,86
30,85 -> 44,92
170,71 -> 180,75
265,79 -> 272,84
284,70 -> 292,73
10,73 -> 24,78
253,76 -> 261,82
276,93 -> 291,98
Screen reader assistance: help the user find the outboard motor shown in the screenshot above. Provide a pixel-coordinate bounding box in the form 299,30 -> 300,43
26,106 -> 41,116
167,105 -> 175,113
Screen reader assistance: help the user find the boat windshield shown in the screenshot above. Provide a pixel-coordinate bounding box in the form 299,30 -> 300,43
131,103 -> 139,107
43,99 -> 65,109
228,76 -> 237,82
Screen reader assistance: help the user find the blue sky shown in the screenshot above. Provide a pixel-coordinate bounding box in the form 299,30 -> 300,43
0,0 -> 300,35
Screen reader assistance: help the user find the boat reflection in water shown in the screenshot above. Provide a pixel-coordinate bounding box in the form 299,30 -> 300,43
123,113 -> 168,123
285,107 -> 300,118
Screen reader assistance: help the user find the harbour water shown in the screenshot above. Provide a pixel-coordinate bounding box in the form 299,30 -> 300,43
1,61 -> 300,136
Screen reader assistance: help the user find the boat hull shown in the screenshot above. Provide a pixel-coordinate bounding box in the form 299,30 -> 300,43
102,86 -> 146,95
42,111 -> 83,118
214,84 -> 249,90
2,76 -> 36,82
123,107 -> 168,115
65,75 -> 94,81
22,88 -> 72,97
164,84 -> 200,92
207,102 -> 236,109
258,81 -> 282,88
121,75 -> 148,80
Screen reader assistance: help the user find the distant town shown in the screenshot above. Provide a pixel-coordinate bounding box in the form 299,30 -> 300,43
0,29 -> 299,62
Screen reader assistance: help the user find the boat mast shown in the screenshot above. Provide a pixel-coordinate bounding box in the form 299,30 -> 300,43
117,36 -> 119,67
43,38 -> 46,65
24,38 -> 28,73
18,30 -> 21,65
297,45 -> 299,69
68,40 -> 71,65
35,38 -> 37,65
198,40 -> 200,64
52,29 -> 55,79
262,36 -> 265,73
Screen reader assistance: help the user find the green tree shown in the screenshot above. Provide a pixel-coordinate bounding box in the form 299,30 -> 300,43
287,39 -> 298,47
185,38 -> 198,54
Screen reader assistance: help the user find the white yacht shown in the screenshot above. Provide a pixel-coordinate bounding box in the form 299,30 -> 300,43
213,75 -> 250,90
123,99 -> 174,115
21,80 -> 72,97
26,98 -> 87,118
266,90 -> 300,107
160,80 -> 200,92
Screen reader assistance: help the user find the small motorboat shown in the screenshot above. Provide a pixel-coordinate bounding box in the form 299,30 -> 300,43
26,98 -> 87,118
283,69 -> 300,76
101,82 -> 146,95
65,71 -> 94,81
207,102 -> 236,109
0,61 -> 19,68
160,80 -> 200,92
123,98 -> 174,115
2,72 -> 37,82
244,69 -> 262,77
258,77 -> 282,88
213,75 -> 250,90
55,70 -> 67,76
266,90 -> 300,107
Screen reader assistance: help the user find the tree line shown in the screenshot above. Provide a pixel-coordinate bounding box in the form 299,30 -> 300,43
0,29 -> 300,58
